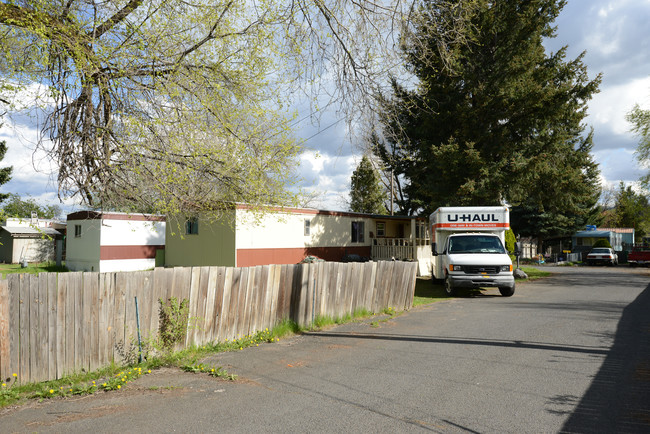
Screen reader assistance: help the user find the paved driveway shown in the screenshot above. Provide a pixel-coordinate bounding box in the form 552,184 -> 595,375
2,265 -> 649,433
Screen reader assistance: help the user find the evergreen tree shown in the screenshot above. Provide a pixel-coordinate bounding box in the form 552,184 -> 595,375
374,0 -> 602,237
610,183 -> 650,239
350,156 -> 388,214
0,138 -> 12,204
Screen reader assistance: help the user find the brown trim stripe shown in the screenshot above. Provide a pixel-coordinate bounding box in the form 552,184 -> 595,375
67,211 -> 166,222
236,246 -> 372,267
100,245 -> 165,260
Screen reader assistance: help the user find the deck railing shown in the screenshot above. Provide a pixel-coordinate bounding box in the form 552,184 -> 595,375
371,238 -> 430,261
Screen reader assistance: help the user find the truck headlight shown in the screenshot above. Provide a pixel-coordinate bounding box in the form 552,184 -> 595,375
501,265 -> 512,272
450,264 -> 462,272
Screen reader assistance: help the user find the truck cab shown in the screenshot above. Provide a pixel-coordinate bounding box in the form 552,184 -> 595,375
437,233 -> 514,296
430,207 -> 515,297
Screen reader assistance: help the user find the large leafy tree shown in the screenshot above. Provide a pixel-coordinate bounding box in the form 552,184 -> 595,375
2,193 -> 61,219
0,136 -> 12,204
349,155 -> 388,214
0,0 -> 427,217
373,0 -> 602,241
626,104 -> 650,190
608,183 -> 650,240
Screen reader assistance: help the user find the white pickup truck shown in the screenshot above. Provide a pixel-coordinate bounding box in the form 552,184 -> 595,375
430,207 -> 515,297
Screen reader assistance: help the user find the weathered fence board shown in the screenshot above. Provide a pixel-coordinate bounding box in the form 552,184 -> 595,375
0,279 -> 10,381
0,261 -> 417,384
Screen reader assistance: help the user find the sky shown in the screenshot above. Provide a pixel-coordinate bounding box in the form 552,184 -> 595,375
1,0 -> 649,216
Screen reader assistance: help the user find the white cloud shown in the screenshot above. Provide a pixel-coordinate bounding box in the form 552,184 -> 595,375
588,76 -> 650,137
297,151 -> 356,210
593,147 -> 642,183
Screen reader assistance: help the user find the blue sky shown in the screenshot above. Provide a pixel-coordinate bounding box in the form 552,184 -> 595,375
1,0 -> 649,215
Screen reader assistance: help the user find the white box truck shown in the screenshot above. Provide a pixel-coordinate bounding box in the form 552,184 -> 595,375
430,206 -> 515,297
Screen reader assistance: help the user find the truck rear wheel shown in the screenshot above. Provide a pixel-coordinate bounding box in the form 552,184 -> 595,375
499,286 -> 515,297
444,275 -> 457,296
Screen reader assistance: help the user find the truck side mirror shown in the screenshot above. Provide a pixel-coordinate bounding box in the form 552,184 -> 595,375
431,243 -> 438,256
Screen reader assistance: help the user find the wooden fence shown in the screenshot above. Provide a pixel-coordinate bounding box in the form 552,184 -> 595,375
0,261 -> 417,384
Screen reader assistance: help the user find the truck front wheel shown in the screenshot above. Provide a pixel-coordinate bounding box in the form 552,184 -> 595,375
444,275 -> 457,296
499,285 -> 515,297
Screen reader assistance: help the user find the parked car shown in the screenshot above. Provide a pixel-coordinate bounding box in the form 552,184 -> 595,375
586,247 -> 618,266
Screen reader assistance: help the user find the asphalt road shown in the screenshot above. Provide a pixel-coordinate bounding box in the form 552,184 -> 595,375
2,265 -> 649,433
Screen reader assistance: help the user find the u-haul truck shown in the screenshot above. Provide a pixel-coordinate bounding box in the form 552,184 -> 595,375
430,206 -> 515,297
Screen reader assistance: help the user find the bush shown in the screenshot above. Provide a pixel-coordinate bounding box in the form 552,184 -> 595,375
592,239 -> 612,248
505,228 -> 516,253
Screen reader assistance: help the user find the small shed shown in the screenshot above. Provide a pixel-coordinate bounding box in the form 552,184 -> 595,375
66,211 -> 166,273
597,227 -> 635,249
572,229 -> 623,254
0,226 -> 62,263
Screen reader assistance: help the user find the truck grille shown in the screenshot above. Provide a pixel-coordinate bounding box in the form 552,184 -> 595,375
463,266 -> 500,274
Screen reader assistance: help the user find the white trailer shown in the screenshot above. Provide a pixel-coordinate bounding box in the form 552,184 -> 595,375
429,206 -> 515,296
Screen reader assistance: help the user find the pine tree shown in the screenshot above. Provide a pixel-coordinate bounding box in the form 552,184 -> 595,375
374,0 -> 602,237
350,156 -> 388,214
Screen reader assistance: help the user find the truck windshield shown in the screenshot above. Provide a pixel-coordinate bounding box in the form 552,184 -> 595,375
448,235 -> 506,254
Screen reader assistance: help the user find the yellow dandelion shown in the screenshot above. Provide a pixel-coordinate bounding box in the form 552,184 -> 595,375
103,383 -> 107,387
68,389 -> 72,392
117,385 -> 121,389
211,368 -> 215,372
276,338 -> 279,342
239,347 -> 243,350
265,328 -> 268,332
12,373 -> 17,377
49,389 -> 54,394
2,383 -> 6,387
147,370 -> 151,374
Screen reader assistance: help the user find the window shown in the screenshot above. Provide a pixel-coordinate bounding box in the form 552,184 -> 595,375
74,224 -> 82,238
351,221 -> 365,243
376,222 -> 386,237
185,217 -> 199,235
304,219 -> 311,236
415,222 -> 428,240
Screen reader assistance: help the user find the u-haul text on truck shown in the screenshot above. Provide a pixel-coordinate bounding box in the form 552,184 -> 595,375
430,206 -> 515,297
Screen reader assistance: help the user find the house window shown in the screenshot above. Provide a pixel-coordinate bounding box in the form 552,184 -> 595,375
74,224 -> 82,238
304,219 -> 311,236
376,222 -> 386,237
185,217 -> 199,235
351,221 -> 365,243
416,222 -> 428,239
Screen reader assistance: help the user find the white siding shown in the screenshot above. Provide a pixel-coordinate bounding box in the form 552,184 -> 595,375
234,209 -> 373,250
99,258 -> 157,273
99,219 -> 165,246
